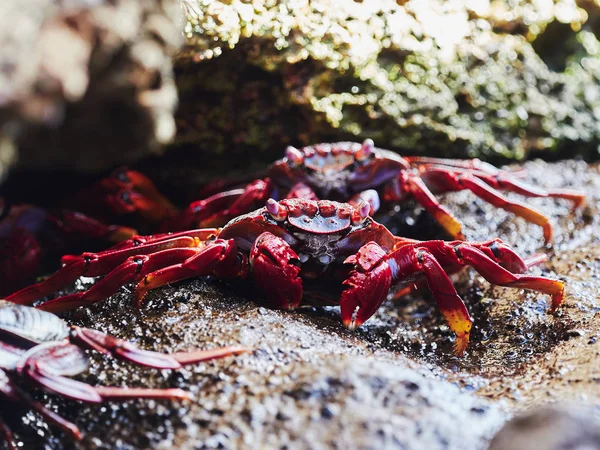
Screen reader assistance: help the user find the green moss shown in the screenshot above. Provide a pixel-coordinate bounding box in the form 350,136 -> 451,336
175,0 -> 600,162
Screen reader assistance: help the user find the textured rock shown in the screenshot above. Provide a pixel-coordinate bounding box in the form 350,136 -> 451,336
489,405 -> 600,450
175,0 -> 600,165
0,0 -> 183,178
3,159 -> 600,449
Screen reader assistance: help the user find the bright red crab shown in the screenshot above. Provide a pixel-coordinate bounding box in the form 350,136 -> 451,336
159,140 -> 584,243
0,301 -> 246,449
6,199 -> 564,355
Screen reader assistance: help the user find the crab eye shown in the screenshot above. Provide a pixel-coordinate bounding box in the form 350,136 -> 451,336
351,200 -> 370,225
285,146 -> 304,166
355,139 -> 374,162
266,199 -> 288,221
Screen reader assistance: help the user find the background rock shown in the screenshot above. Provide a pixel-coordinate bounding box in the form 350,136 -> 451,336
489,405 -> 600,450
175,0 -> 600,167
0,0 -> 183,179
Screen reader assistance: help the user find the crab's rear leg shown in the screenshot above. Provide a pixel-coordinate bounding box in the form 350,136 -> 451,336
417,169 -> 555,243
17,343 -> 191,403
1,368 -> 82,441
450,242 -> 564,310
163,178 -> 274,231
477,173 -> 585,209
69,326 -> 248,368
398,174 -> 466,240
6,230 -> 218,306
48,210 -> 137,244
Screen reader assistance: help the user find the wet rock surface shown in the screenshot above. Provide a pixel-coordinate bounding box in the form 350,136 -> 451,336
2,158 -> 600,449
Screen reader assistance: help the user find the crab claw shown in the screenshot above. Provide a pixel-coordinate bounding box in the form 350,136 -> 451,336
341,242 -> 392,329
250,232 -> 303,309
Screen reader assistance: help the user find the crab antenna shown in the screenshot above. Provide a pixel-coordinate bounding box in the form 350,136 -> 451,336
355,139 -> 374,161
285,146 -> 304,166
266,199 -> 288,221
351,200 -> 370,225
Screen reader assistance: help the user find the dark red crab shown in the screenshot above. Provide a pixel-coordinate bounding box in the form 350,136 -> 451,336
160,140 -> 584,243
0,200 -> 137,297
0,301 -> 246,449
7,199 -> 564,355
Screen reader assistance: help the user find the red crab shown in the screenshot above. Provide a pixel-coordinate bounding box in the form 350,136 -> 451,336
6,199 -> 564,355
157,140 -> 584,243
0,301 -> 246,449
0,200 -> 137,297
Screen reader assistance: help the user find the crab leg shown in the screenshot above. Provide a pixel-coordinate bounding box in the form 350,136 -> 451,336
400,174 -> 466,240
0,415 -> 16,450
162,179 -> 274,231
36,249 -> 203,313
48,210 -> 137,243
6,230 -> 218,305
1,369 -> 82,440
17,340 -> 239,404
342,239 -> 564,354
69,326 -> 248,368
406,156 -> 520,177
475,173 -> 585,208
416,169 -> 554,243
134,239 -> 245,307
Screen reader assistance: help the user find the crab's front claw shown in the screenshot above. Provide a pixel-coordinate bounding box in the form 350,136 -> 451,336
250,232 -> 302,309
341,242 -> 392,329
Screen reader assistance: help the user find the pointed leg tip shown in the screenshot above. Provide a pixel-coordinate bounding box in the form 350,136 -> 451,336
543,225 -> 553,245
168,389 -> 193,401
453,334 -> 470,356
228,346 -> 252,356
551,291 -> 564,312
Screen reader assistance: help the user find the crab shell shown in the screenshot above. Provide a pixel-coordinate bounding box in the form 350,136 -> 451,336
268,141 -> 411,198
219,198 -> 397,263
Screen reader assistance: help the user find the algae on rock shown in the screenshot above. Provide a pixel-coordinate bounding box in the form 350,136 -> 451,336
176,0 -> 600,163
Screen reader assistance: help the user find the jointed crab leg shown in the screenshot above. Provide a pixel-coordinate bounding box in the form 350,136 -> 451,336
1,369 -> 82,444
135,239 -> 244,307
37,249 -> 204,313
423,169 -> 554,243
405,156 -> 521,177
399,174 -> 466,240
162,179 -> 274,231
342,239 -> 564,354
6,230 -> 219,306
